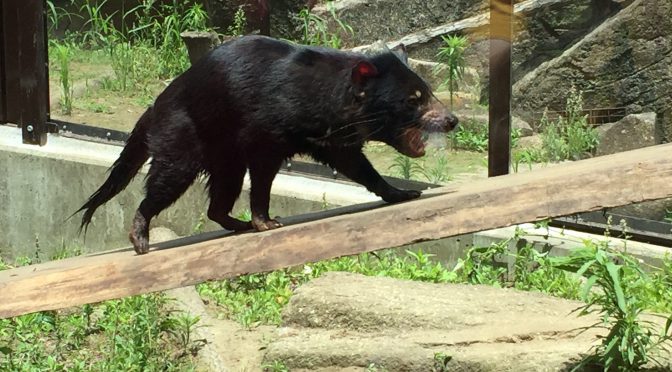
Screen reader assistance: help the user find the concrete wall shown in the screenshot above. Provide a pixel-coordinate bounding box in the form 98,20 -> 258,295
0,126 -> 375,261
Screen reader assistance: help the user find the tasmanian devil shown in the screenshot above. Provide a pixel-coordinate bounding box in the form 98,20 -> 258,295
76,35 -> 459,255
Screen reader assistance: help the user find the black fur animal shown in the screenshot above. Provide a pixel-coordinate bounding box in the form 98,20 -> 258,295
76,36 -> 458,254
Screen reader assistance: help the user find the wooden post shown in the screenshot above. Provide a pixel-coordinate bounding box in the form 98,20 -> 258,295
488,0 -> 513,177
0,1 -> 6,124
1,143 -> 671,319
3,0 -> 49,145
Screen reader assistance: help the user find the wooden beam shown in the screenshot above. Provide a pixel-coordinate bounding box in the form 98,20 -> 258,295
2,144 -> 672,319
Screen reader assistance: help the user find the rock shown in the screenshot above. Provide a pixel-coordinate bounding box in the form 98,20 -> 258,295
609,198 -> 672,222
513,116 -> 534,137
595,112 -> 657,156
312,0 -> 487,48
148,227 -> 179,243
517,134 -> 543,150
265,272 -> 661,371
513,0 -> 672,142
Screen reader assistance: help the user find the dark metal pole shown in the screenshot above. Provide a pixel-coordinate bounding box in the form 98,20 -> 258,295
4,0 -> 49,145
488,0 -> 513,177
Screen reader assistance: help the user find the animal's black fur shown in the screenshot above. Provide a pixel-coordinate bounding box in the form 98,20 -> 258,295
75,35 -> 458,254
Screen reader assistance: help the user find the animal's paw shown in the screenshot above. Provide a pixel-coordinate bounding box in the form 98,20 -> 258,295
252,217 -> 283,232
129,213 -> 150,255
381,189 -> 422,204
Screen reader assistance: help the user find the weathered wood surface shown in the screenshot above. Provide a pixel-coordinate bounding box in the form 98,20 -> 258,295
2,143 -> 672,319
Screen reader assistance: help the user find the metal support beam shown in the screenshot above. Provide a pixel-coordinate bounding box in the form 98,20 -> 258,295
488,0 -> 513,177
2,0 -> 49,145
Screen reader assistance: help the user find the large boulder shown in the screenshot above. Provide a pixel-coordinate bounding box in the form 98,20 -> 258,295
595,112 -> 657,156
512,0 -> 672,141
265,272 -> 660,371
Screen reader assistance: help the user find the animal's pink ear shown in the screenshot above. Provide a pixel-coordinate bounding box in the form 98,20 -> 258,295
351,61 -> 378,85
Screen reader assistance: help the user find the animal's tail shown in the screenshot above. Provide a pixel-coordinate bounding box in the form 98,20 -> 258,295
72,107 -> 153,233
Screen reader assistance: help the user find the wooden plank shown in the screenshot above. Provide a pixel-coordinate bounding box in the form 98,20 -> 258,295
2,144 -> 672,318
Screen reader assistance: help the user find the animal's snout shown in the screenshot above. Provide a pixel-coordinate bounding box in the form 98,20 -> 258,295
420,106 -> 460,133
446,112 -> 459,131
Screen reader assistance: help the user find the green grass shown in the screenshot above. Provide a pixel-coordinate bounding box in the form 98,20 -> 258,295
0,254 -> 201,371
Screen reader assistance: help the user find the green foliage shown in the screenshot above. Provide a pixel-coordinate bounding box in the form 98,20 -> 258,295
388,153 -> 425,180
296,1 -> 353,48
664,209 -> 672,223
552,244 -> 672,371
0,293 -> 199,371
228,6 -> 247,36
511,147 -> 542,173
263,360 -> 291,372
433,352 -> 452,372
50,40 -> 75,115
435,35 -> 468,110
449,117 -> 488,152
539,87 -> 599,162
71,0 -> 211,93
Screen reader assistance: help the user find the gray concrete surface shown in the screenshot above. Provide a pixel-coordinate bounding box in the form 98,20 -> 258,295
0,125 -> 375,260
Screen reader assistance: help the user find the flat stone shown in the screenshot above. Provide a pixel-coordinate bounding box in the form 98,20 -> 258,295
263,272 -> 617,371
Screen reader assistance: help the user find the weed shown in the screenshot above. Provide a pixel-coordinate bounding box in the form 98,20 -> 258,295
297,1 -> 353,48
511,148 -> 542,173
50,40 -> 75,115
193,212 -> 207,234
551,243 -> 672,371
449,117 -> 488,152
388,153 -> 425,180
433,352 -> 452,372
664,209 -> 672,223
263,360 -> 290,372
538,87 -> 599,162
435,35 -> 468,110
228,5 -> 247,36
164,312 -> 205,356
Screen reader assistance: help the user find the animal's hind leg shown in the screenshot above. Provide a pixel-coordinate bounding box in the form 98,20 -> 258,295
130,156 -> 199,254
207,164 -> 252,231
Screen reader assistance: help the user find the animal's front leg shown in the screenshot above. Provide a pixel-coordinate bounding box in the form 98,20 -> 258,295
248,158 -> 284,231
321,150 -> 421,203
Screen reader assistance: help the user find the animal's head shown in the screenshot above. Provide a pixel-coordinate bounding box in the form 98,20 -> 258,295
349,46 -> 458,157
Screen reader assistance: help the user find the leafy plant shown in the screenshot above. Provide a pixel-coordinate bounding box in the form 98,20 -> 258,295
228,5 -> 247,36
511,148 -> 542,173
263,360 -> 290,372
551,244 -> 672,371
433,352 -> 452,372
388,153 -> 425,180
449,117 -> 488,152
435,35 -> 468,110
296,1 -> 353,48
538,87 -> 599,162
50,40 -> 75,115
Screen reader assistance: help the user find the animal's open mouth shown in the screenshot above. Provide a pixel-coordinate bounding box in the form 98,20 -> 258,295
396,127 -> 426,158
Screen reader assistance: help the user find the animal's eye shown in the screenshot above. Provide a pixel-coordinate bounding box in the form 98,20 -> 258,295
407,90 -> 423,105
